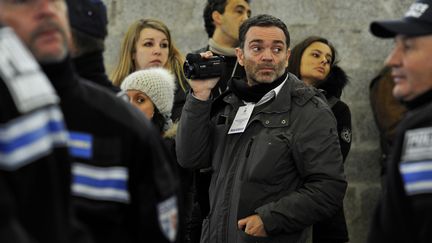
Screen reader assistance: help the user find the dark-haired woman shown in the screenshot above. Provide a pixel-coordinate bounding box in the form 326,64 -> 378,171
288,36 -> 352,243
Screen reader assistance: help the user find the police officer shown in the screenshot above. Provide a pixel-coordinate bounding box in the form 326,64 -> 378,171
0,1 -> 179,243
0,24 -> 89,243
369,0 -> 432,242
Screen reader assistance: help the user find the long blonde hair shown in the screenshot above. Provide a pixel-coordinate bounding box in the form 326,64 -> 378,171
110,19 -> 187,91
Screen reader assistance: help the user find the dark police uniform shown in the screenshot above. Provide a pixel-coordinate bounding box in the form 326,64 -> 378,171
368,90 -> 432,243
41,56 -> 179,243
0,27 -> 88,243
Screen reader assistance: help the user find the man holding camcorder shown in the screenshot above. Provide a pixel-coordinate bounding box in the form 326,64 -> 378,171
176,14 -> 346,243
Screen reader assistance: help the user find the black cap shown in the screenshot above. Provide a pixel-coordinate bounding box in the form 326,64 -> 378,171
66,0 -> 108,39
370,0 -> 432,38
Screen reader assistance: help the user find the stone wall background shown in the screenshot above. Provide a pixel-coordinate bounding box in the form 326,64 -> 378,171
101,1 -> 412,242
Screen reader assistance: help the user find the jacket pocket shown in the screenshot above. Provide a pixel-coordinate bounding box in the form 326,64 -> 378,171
237,181 -> 284,220
244,133 -> 292,184
238,228 -> 307,243
238,229 -> 273,243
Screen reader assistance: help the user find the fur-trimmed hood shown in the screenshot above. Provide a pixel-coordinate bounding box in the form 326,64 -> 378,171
163,122 -> 178,139
318,65 -> 349,99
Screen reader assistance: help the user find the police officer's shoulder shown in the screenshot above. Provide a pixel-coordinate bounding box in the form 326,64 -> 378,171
331,98 -> 350,114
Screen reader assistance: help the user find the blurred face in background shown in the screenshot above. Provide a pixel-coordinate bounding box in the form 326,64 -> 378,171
386,35 -> 432,101
0,0 -> 70,63
133,27 -> 169,70
126,90 -> 155,119
213,0 -> 251,46
300,41 -> 333,87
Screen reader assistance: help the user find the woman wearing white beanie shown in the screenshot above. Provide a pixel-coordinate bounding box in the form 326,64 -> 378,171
121,67 -> 193,243
121,67 -> 176,134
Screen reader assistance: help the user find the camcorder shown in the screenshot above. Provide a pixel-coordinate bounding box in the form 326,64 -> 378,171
183,53 -> 225,79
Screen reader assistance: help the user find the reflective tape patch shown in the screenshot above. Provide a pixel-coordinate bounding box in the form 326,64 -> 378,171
402,127 -> 432,162
69,132 -> 92,159
158,196 -> 178,242
72,163 -> 129,203
400,160 -> 432,195
0,107 -> 68,170
0,27 -> 59,113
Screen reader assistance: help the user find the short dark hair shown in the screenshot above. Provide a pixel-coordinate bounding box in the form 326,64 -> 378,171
238,14 -> 290,49
203,0 -> 250,38
287,36 -> 337,80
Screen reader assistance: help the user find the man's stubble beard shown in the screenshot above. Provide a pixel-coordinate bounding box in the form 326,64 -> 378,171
244,60 -> 286,86
29,20 -> 69,64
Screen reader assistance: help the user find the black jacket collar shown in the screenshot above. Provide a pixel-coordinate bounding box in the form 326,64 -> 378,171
40,56 -> 78,96
404,89 -> 432,110
213,72 -> 317,115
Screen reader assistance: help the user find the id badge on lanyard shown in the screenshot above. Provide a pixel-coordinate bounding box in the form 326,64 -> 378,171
228,103 -> 255,134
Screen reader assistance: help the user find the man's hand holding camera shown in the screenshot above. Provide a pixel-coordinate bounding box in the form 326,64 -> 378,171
183,51 -> 224,101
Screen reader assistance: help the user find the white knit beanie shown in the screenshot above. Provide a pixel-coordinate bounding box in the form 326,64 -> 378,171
120,68 -> 176,119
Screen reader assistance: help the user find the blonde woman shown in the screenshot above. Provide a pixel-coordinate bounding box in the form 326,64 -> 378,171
111,18 -> 188,121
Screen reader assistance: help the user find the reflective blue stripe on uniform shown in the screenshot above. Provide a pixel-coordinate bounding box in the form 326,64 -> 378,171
72,162 -> 130,203
0,107 -> 68,171
0,120 -> 65,153
74,175 -> 127,190
400,160 -> 432,195
68,132 -> 92,159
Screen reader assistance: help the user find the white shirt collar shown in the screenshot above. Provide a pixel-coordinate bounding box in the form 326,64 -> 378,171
253,75 -> 288,106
